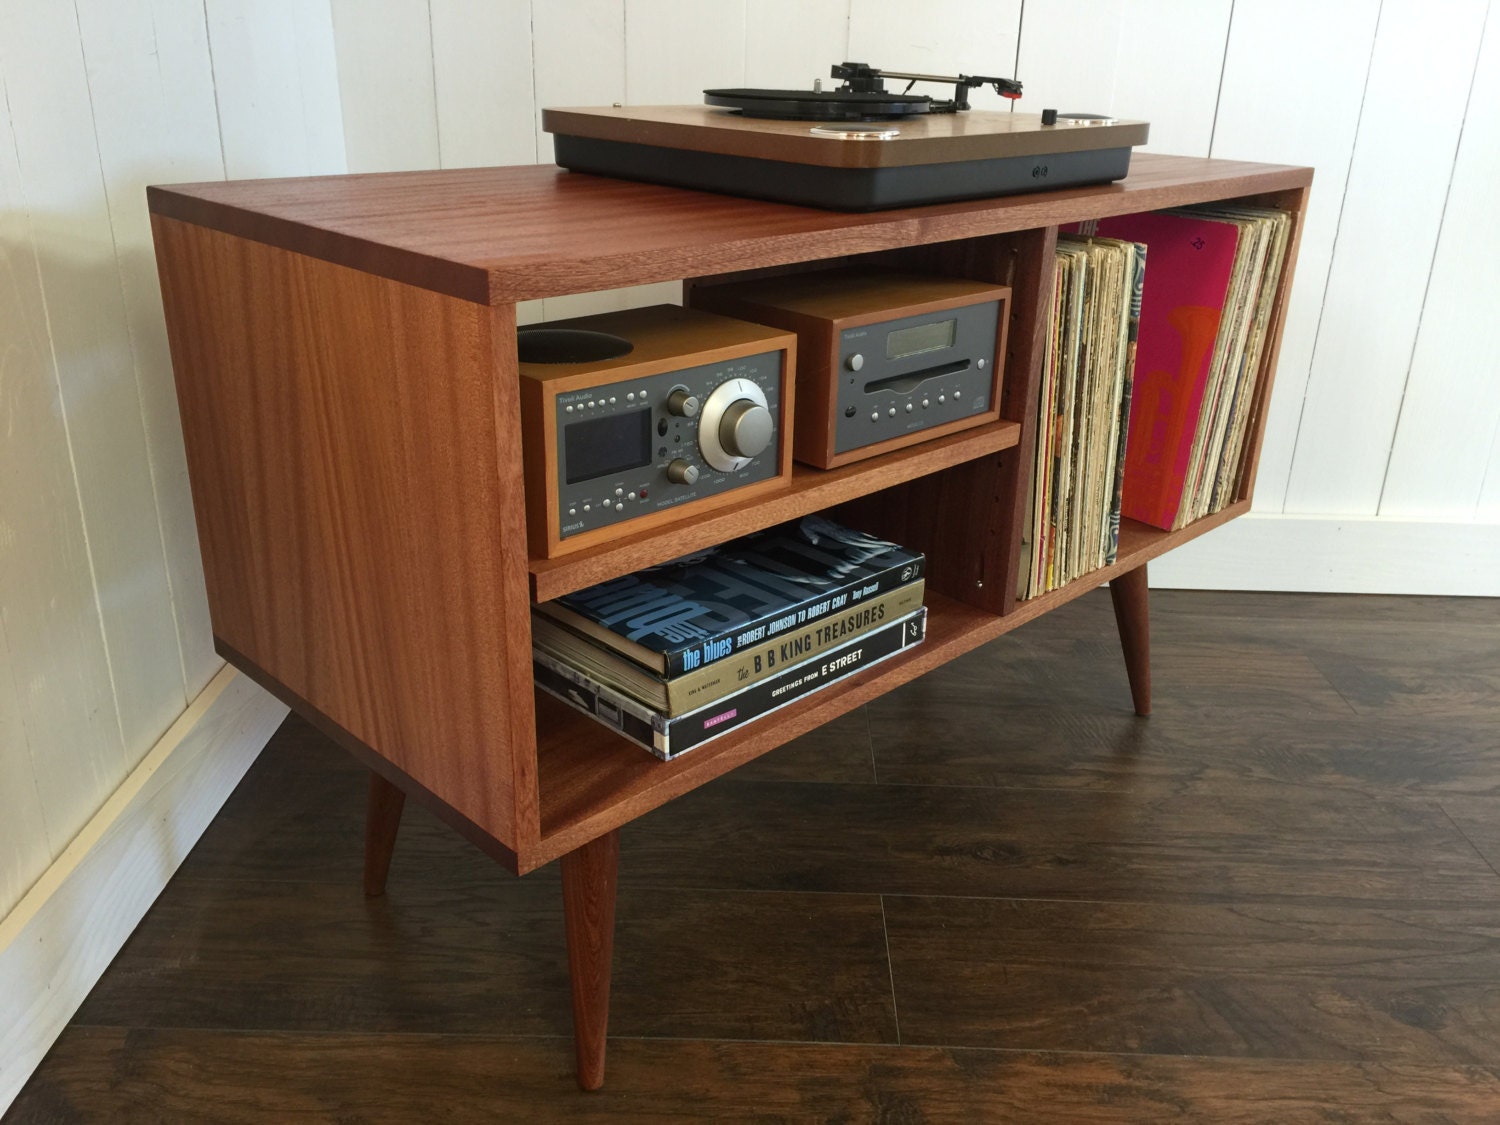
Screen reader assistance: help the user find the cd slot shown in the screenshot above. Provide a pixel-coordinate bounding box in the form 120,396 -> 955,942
864,359 -> 971,396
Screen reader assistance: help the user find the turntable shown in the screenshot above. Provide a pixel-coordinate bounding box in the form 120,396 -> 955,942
543,62 -> 1149,212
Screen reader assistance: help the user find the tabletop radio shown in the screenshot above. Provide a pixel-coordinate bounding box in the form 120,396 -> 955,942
691,270 -> 1009,469
517,305 -> 796,558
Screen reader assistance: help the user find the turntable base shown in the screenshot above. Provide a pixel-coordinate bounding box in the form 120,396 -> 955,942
544,105 -> 1149,211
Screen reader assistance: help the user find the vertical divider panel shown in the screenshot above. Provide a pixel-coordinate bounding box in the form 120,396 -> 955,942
833,228 -> 1058,614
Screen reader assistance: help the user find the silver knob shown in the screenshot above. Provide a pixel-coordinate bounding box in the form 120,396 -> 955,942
719,400 -> 773,459
846,353 -> 864,372
666,459 -> 699,485
666,388 -> 699,417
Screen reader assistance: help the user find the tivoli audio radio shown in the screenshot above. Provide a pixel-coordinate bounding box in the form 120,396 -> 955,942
517,305 -> 796,558
691,270 -> 1009,469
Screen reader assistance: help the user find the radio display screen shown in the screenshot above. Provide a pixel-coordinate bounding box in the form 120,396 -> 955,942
886,318 -> 957,360
564,409 -> 653,484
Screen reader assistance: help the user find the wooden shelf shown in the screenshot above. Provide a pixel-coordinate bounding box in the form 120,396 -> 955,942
524,500 -> 1250,871
529,417 -> 1020,602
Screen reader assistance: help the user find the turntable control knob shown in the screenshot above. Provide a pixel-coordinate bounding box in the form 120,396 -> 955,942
719,399 -> 774,459
666,459 -> 700,485
666,388 -> 700,417
846,353 -> 864,372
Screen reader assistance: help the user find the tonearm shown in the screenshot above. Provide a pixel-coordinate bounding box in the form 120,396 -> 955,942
828,62 -> 1023,112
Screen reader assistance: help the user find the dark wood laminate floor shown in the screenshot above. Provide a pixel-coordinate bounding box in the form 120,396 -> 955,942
10,590 -> 1500,1124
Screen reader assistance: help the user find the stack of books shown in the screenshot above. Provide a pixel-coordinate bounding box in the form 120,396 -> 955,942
1020,233 -> 1146,598
1080,204 -> 1294,531
533,516 -> 928,759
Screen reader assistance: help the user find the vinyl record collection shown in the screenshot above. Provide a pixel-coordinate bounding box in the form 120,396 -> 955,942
1021,204 -> 1292,599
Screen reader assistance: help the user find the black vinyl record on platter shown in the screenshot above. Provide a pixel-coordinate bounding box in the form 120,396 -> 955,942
703,88 -> 932,121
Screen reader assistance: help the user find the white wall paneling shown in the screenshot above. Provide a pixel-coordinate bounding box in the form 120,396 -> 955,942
431,0 -> 538,168
329,0 -> 441,172
1379,7 -> 1500,519
1150,515 -> 1500,597
1282,0 -> 1488,516
0,1 -> 186,760
624,0 -> 747,104
745,0 -> 850,90
532,0 -> 624,163
74,0 -> 229,699
0,46 -> 128,913
1209,0 -> 1384,514
206,0 -> 347,178
848,0 -> 1020,110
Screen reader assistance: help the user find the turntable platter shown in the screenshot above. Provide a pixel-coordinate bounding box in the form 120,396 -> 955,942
703,88 -> 932,121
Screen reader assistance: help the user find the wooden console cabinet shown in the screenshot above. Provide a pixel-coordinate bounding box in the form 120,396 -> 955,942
148,154 -> 1311,1090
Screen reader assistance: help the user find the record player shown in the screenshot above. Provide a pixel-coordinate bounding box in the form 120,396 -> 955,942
544,62 -> 1149,211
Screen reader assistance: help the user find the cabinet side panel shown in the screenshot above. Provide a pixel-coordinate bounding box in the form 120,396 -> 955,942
151,216 -> 532,851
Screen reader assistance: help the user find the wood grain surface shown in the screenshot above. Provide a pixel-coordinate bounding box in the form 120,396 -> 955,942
146,155 -> 1312,303
12,590 -> 1500,1122
152,217 -> 538,858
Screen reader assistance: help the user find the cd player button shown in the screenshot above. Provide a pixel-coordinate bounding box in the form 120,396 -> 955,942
568,507 -> 576,517
667,388 -> 700,417
905,403 -> 914,412
614,487 -> 624,497
583,504 -> 591,512
870,411 -> 879,422
977,358 -> 987,369
614,502 -> 624,512
667,459 -> 700,485
566,405 -> 575,413
846,353 -> 864,372
954,389 -> 962,399
921,398 -> 930,408
628,491 -> 637,501
938,394 -> 946,404
887,407 -> 896,417
609,397 -> 617,404
844,405 -> 856,418
626,392 -> 636,402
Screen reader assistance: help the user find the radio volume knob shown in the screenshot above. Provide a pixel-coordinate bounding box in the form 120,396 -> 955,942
666,388 -> 700,417
719,399 -> 774,459
666,459 -> 699,485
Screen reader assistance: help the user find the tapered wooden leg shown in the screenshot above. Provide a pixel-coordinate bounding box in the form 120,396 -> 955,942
561,828 -> 620,1092
1109,563 -> 1152,717
363,772 -> 406,897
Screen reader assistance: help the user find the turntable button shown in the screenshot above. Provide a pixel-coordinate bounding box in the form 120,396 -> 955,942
846,353 -> 864,372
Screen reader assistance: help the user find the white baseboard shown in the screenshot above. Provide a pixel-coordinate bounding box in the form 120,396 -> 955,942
0,667 -> 287,1113
1149,514 -> 1500,595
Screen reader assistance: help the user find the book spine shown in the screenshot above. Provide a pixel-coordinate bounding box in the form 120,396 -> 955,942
538,610 -> 927,761
664,579 -> 925,713
659,554 -> 925,677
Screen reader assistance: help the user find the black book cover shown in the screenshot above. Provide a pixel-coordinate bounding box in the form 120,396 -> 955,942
535,515 -> 925,677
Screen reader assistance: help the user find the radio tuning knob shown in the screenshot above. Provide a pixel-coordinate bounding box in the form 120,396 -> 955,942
666,459 -> 700,485
666,388 -> 700,417
719,399 -> 774,459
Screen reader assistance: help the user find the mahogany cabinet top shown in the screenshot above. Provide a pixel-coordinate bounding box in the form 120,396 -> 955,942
147,154 -> 1312,306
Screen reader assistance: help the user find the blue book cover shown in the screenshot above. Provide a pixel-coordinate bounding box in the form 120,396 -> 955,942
535,515 -> 925,676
